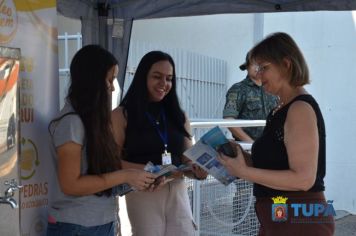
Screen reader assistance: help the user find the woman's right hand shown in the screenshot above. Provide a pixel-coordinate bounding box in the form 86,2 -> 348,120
218,143 -> 249,178
123,169 -> 156,191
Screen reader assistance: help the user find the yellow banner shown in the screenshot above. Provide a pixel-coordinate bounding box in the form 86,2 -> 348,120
1,0 -> 59,234
13,0 -> 56,11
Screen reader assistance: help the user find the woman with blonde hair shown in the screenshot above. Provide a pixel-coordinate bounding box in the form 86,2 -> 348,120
219,32 -> 335,235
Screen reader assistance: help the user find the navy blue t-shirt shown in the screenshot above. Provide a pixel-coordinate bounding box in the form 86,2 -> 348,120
123,102 -> 185,166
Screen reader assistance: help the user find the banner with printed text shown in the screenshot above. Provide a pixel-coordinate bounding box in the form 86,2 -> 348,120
0,0 -> 58,235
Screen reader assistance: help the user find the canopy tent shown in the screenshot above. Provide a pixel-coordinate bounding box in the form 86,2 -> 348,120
57,0 -> 356,88
56,1 -> 356,217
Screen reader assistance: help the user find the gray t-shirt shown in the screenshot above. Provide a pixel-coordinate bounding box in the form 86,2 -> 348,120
48,102 -> 117,227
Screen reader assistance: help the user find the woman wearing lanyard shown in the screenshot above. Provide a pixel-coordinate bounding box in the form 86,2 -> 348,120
112,50 -> 207,236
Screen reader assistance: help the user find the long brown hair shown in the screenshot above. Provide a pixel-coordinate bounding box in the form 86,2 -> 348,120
50,45 -> 121,196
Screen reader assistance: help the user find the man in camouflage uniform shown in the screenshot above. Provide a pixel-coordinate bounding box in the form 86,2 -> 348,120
223,52 -> 277,142
223,52 -> 278,234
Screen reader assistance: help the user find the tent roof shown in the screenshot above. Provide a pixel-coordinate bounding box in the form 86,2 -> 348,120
58,0 -> 356,20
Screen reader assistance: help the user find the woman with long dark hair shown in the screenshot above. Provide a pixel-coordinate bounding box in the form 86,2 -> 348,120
47,45 -> 155,236
112,50 -> 207,236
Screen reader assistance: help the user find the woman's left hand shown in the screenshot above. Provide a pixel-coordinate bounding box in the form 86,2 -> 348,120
149,176 -> 168,192
169,170 -> 184,179
191,164 -> 208,180
218,144 -> 249,178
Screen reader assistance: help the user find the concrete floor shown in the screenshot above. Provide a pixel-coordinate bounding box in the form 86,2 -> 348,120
335,211 -> 356,236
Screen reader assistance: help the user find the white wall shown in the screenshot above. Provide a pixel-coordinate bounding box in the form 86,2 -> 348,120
57,14 -> 81,108
131,14 -> 257,88
57,14 -> 81,35
57,14 -> 81,69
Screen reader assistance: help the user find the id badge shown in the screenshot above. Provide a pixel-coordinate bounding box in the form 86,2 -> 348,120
162,151 -> 172,165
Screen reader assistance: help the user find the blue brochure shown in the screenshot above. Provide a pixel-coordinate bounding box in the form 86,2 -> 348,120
184,126 -> 236,185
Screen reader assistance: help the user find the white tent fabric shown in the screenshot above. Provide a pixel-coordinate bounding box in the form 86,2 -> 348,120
58,0 -> 356,19
57,0 -> 356,88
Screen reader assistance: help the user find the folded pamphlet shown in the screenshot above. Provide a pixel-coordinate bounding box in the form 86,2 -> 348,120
114,162 -> 192,196
183,126 -> 236,185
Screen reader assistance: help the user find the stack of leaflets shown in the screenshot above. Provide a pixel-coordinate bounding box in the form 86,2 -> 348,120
114,162 -> 191,196
183,126 -> 236,185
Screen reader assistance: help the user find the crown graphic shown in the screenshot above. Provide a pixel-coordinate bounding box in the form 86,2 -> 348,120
271,196 -> 288,204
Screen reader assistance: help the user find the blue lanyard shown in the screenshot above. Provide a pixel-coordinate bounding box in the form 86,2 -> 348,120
145,108 -> 168,151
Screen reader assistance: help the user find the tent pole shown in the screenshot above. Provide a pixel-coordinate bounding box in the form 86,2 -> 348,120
117,19 -> 133,102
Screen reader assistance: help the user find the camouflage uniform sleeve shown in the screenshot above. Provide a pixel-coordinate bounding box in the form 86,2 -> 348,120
222,84 -> 245,118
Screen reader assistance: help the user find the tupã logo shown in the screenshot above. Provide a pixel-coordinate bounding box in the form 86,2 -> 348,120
271,195 -> 336,224
271,196 -> 288,222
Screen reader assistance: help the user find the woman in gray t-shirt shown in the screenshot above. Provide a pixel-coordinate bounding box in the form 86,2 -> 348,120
47,45 -> 156,236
